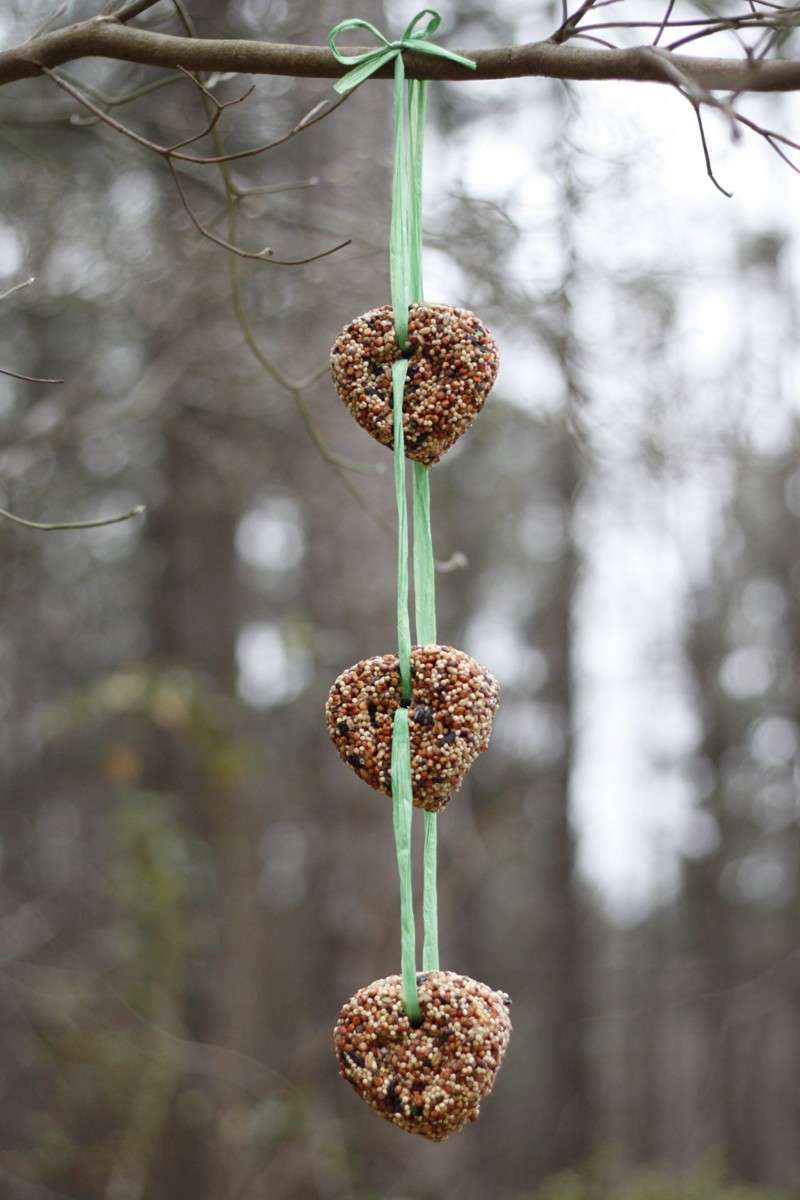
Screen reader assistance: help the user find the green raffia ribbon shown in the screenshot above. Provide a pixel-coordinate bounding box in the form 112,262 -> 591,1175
329,12 -> 474,1017
328,11 -> 475,97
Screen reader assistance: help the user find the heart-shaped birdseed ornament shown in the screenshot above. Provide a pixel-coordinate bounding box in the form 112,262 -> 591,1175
326,644 -> 499,813
334,970 -> 511,1141
330,303 -> 499,465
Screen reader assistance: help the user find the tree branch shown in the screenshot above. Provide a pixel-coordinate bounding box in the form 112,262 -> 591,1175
3,18 -> 800,93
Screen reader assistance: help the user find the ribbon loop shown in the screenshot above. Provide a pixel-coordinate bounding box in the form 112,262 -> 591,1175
327,17 -> 391,65
401,9 -> 442,42
329,9 -> 476,95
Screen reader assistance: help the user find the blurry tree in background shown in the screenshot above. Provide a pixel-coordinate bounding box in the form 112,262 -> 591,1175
1,1 -> 800,1198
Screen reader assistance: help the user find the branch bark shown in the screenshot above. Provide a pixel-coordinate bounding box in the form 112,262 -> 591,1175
2,17 -> 800,93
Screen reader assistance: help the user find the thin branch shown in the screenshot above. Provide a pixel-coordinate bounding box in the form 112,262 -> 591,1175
166,6 -> 388,524
225,202 -> 392,531
65,70 -> 187,123
730,108 -> 800,170
0,503 -> 146,532
551,0 -> 602,46
642,43 -> 800,182
107,0 -> 164,22
4,18 -> 800,93
42,65 -> 350,167
0,275 -> 64,382
642,46 -> 740,134
165,69 -> 254,152
0,274 -> 144,533
654,0 -> 677,47
580,11 -> 800,40
568,32 -> 619,50
693,104 -> 733,197
0,365 -> 63,383
666,9 -> 800,53
224,224 -> 381,476
0,276 -> 35,303
40,61 -> 353,264
167,159 -> 350,265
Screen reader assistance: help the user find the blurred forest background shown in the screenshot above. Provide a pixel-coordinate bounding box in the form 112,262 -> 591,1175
1,1 -> 800,1198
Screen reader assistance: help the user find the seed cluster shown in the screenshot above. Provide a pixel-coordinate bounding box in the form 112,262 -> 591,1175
334,970 -> 511,1141
330,303 -> 499,465
325,644 -> 500,813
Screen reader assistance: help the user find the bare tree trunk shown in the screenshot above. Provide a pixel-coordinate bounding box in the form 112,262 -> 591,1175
531,79 -> 594,1170
147,406 -> 256,1200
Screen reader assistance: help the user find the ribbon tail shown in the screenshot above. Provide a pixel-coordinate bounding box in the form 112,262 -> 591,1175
334,47 -> 397,93
422,809 -> 439,972
406,40 -> 477,71
389,54 -> 411,349
393,357 -> 412,697
392,705 -> 421,1022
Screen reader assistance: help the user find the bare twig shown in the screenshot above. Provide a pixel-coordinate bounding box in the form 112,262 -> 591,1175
0,276 -> 35,303
551,0 -> 603,46
162,7 -> 390,534
224,229 -> 382,478
642,46 -> 740,136
167,159 -> 350,265
579,8 -> 800,47
225,204 -> 392,531
653,0 -> 677,47
693,104 -> 733,197
64,69 -> 186,123
641,43 -> 800,185
42,65 -> 350,167
0,503 -> 146,532
0,365 -> 64,384
0,275 -> 64,383
39,62 -> 353,265
0,275 -> 146,534
107,0 -> 164,23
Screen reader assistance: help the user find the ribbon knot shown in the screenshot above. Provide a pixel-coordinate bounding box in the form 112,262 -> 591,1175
328,9 -> 476,94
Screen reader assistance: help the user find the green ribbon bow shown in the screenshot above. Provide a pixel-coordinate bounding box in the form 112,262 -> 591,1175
328,10 -> 476,95
328,11 -> 473,1023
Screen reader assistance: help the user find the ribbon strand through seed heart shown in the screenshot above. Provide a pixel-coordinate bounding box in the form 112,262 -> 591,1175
329,11 -> 476,1020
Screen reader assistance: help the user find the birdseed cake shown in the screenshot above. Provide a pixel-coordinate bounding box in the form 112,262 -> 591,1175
325,644 -> 500,812
330,303 -> 499,465
334,970 -> 512,1140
